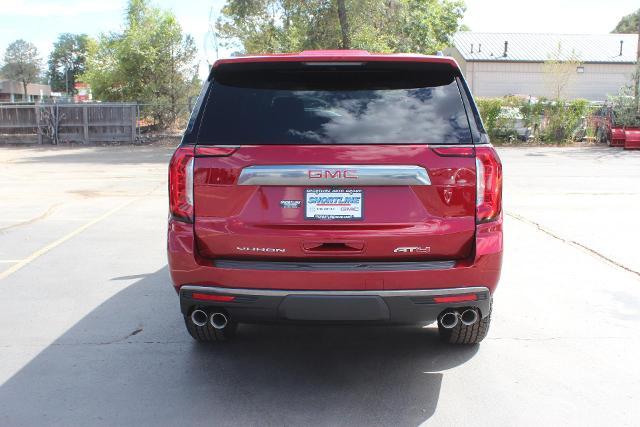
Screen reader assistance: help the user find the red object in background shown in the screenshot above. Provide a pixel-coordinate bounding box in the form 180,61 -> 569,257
610,126 -> 626,147
73,82 -> 91,103
589,105 -> 638,148
624,128 -> 640,150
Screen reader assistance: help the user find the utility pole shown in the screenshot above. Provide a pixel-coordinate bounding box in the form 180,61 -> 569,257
636,14 -> 640,112
209,6 -> 219,60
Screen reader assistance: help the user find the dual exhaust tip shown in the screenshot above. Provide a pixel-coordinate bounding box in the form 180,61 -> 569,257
191,309 -> 229,330
194,307 -> 478,330
439,308 -> 479,329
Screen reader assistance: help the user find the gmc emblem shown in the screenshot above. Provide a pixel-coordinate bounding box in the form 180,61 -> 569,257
308,169 -> 358,179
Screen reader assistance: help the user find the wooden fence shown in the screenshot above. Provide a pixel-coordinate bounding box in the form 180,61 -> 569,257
0,103 -> 138,144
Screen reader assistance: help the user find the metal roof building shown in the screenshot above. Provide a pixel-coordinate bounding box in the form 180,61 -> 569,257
445,32 -> 638,100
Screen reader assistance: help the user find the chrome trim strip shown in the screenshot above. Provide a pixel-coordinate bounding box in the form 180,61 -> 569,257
237,165 -> 431,186
180,285 -> 489,298
214,259 -> 455,272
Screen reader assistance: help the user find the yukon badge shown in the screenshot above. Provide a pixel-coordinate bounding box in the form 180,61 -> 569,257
236,247 -> 286,253
394,246 -> 431,254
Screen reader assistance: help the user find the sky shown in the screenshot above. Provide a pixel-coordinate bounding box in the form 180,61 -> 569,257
0,0 -> 638,79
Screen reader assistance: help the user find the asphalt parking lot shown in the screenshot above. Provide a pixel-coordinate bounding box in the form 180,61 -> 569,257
0,145 -> 639,426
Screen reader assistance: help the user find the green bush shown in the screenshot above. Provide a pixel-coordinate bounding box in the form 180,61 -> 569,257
520,98 -> 545,132
609,89 -> 640,127
476,96 -> 592,143
476,98 -> 503,139
476,96 -> 530,142
539,99 -> 590,143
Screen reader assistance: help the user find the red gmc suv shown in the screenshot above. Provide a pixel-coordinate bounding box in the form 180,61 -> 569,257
168,50 -> 503,345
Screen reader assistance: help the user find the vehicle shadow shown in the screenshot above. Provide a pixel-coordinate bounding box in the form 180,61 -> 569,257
0,267 -> 478,426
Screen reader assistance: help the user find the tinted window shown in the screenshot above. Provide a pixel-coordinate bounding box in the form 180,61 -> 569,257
198,63 -> 471,145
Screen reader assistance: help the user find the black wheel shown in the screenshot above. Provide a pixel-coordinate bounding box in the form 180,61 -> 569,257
438,306 -> 491,345
184,313 -> 237,343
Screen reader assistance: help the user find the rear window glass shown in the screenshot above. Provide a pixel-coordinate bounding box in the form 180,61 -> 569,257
197,63 -> 471,145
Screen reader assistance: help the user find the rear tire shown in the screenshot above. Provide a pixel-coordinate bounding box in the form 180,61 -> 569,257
438,309 -> 491,345
184,314 -> 237,343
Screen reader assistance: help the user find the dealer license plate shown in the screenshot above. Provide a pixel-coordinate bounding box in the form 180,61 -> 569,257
305,189 -> 363,220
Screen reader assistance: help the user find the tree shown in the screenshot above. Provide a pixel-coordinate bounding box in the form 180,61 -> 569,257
387,0 -> 466,53
82,0 -> 199,127
612,9 -> 640,111
336,0 -> 350,49
543,43 -> 582,100
216,0 -> 465,55
216,1 -> 340,53
612,9 -> 639,33
1,39 -> 42,100
48,33 -> 91,95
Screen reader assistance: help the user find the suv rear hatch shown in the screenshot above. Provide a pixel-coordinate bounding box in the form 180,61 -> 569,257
191,60 -> 478,262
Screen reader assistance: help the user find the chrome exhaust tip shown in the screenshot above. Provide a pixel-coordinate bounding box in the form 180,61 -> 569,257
439,311 -> 459,329
191,309 -> 209,327
210,312 -> 229,330
460,308 -> 479,326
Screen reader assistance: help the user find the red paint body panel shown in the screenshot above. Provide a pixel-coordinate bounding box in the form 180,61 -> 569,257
213,51 -> 459,69
623,128 -> 640,150
168,217 -> 502,292
193,145 -> 476,261
168,51 -> 503,308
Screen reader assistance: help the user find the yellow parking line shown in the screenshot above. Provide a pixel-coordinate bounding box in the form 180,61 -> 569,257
0,198 -> 140,281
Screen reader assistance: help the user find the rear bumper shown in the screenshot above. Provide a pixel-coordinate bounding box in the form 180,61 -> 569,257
168,216 -> 503,294
180,285 -> 491,323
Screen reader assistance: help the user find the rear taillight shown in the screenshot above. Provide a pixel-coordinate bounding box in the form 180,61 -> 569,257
475,146 -> 502,223
169,146 -> 194,222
